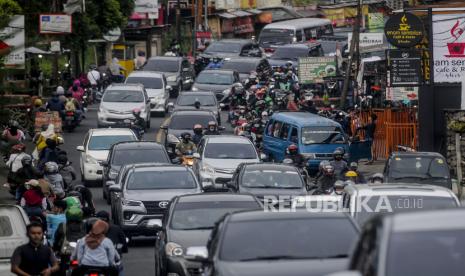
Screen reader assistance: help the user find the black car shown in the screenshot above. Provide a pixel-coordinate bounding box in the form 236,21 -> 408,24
154,193 -> 262,276
203,39 -> 262,59
383,151 -> 452,189
225,163 -> 308,203
101,141 -> 172,204
220,57 -> 272,82
143,56 -> 195,96
268,42 -> 324,70
186,211 -> 360,276
161,110 -> 218,155
191,69 -> 241,103
168,91 -> 222,124
337,209 -> 465,276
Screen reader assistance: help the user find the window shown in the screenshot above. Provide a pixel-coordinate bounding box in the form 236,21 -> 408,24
88,135 -> 136,150
296,30 -> 303,42
279,123 -> 291,140
126,170 -> 197,190
271,121 -> 283,138
304,27 -> 317,40
266,120 -> 274,136
290,127 -> 298,143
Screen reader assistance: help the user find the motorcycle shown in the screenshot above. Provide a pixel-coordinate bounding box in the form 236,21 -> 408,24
123,118 -> 145,140
181,150 -> 195,167
63,111 -> 77,132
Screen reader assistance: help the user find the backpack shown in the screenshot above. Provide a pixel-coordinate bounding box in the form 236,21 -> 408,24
65,98 -> 76,111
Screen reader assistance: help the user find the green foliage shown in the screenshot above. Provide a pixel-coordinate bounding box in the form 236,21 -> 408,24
0,0 -> 22,29
117,0 -> 135,19
448,120 -> 465,133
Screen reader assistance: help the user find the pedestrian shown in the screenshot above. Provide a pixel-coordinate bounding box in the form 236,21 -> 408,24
134,50 -> 146,70
10,222 -> 59,276
357,113 -> 377,164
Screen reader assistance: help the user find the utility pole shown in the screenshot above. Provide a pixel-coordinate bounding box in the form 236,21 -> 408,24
192,0 -> 198,57
204,0 -> 208,29
176,0 -> 181,43
340,0 -> 362,108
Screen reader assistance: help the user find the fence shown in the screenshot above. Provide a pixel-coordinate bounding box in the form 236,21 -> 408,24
351,108 -> 417,160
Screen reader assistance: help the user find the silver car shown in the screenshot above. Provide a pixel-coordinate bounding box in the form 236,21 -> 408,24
193,135 -> 264,188
97,83 -> 151,128
125,71 -> 171,115
110,164 -> 202,237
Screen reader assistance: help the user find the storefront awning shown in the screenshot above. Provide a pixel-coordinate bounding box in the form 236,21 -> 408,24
218,12 -> 237,19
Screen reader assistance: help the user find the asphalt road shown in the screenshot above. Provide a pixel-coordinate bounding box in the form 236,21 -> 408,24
0,105 -> 384,275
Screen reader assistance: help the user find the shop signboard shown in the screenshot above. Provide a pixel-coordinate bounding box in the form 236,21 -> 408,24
348,32 -> 384,51
0,15 -> 25,68
388,49 -> 421,86
433,14 -> 465,83
298,57 -> 337,84
384,12 -> 424,48
386,87 -> 418,102
367,13 -> 384,30
216,0 -> 240,10
39,14 -> 72,34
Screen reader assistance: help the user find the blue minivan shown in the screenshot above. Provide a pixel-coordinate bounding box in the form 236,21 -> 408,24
263,112 -> 350,173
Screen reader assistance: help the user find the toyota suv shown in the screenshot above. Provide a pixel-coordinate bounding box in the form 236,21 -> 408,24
110,164 -> 202,237
193,135 -> 264,188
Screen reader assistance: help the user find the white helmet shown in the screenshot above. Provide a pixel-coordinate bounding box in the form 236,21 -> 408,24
56,86 -> 65,95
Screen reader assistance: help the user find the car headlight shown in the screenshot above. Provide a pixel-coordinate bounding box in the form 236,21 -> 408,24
191,86 -> 198,91
121,199 -> 142,207
202,164 -> 215,175
301,153 -> 316,159
165,242 -> 183,256
167,134 -> 180,144
167,75 -> 177,82
109,169 -> 119,179
85,155 -> 99,164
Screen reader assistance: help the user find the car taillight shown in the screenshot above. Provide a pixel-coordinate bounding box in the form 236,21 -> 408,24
70,260 -> 78,268
66,111 -> 74,116
265,48 -> 275,53
89,273 -> 99,276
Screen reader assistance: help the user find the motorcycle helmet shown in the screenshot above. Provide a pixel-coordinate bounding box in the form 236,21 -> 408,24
333,148 -> 344,160
56,86 -> 65,96
193,124 -> 203,135
181,132 -> 191,141
34,98 -> 43,107
66,206 -> 84,222
318,160 -> 330,172
21,155 -> 32,166
349,162 -> 358,171
57,154 -> 68,165
371,173 -> 384,184
323,164 -> 334,176
288,144 -> 298,155
207,121 -> 217,132
345,170 -> 358,178
44,161 -> 59,174
132,108 -> 141,117
95,210 -> 110,223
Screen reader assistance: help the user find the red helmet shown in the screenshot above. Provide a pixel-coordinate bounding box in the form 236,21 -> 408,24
132,108 -> 141,116
288,144 -> 298,154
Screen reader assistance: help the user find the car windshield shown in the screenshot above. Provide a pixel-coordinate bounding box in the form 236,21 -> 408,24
221,61 -> 257,74
170,201 -> 260,230
144,59 -> 179,72
355,196 -> 458,226
386,229 -> 465,276
126,170 -> 197,190
88,135 -> 136,150
220,218 -> 358,261
177,95 -> 216,106
241,169 -> 303,188
389,156 -> 450,180
126,77 -> 163,89
301,126 -> 345,144
272,47 -> 309,60
259,29 -> 294,46
170,115 -> 215,130
205,43 -> 242,54
103,90 -> 144,103
112,149 -> 169,166
204,143 -> 257,159
196,72 -> 234,85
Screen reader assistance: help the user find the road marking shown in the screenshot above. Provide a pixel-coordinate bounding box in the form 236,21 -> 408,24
156,117 -> 170,143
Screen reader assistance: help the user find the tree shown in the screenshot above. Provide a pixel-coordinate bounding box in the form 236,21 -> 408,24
0,0 -> 22,29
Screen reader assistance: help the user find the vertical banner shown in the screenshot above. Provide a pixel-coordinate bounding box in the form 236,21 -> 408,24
433,14 -> 465,83
0,15 -> 25,68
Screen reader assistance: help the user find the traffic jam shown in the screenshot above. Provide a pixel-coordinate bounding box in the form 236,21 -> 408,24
2,4 -> 465,276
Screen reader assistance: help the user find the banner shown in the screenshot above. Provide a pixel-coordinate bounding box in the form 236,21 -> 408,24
367,13 -> 384,30
298,57 -> 336,84
386,87 -> 418,102
40,14 -> 72,34
135,0 -> 158,13
0,15 -> 25,68
348,33 -> 384,51
433,14 -> 465,83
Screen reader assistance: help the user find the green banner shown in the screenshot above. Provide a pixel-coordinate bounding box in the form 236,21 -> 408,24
298,57 -> 337,84
368,13 -> 384,30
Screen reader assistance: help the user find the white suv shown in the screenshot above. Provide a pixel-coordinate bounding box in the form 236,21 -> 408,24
77,128 -> 137,184
97,84 -> 151,128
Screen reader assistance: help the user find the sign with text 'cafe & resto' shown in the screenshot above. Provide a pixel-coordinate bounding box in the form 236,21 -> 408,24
384,12 -> 424,48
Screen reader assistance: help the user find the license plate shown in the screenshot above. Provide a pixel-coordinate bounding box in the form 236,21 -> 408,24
147,219 -> 162,227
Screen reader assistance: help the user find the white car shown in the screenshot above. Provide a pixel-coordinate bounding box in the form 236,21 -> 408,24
125,71 -> 171,115
77,128 -> 137,184
193,135 -> 264,188
97,83 -> 151,128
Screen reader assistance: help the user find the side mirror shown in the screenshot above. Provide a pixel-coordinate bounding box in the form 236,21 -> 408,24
106,180 -> 116,187
109,184 -> 122,193
193,153 -> 201,159
101,160 -> 108,167
167,102 -> 174,108
184,246 -> 209,262
218,126 -> 226,131
147,218 -> 163,231
219,103 -> 225,109
166,85 -> 173,91
260,153 -> 267,160
76,146 -> 85,152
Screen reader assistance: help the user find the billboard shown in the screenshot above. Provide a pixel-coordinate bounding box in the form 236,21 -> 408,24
433,14 -> 465,83
348,32 -> 384,51
0,15 -> 25,68
298,57 -> 337,84
40,14 -> 72,34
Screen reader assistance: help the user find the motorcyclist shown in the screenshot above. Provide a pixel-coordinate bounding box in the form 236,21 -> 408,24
57,154 -> 77,190
192,124 -> 204,145
301,99 -> 318,114
244,73 -> 258,89
131,108 -> 146,139
206,56 -> 223,69
38,138 -> 61,171
44,161 -> 66,200
204,121 -> 220,135
46,89 -> 65,113
371,173 -> 384,184
343,162 -> 366,184
284,144 -> 306,169
95,211 -> 128,255
45,199 -> 67,245
69,80 -> 85,102
65,92 -> 82,122
230,83 -> 247,108
175,132 -> 197,157
330,148 -> 348,180
14,155 -> 42,203
20,179 -> 47,219
314,164 -> 337,195
1,120 -> 26,159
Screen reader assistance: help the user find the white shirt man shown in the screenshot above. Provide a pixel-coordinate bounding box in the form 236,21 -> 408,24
87,69 -> 101,86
